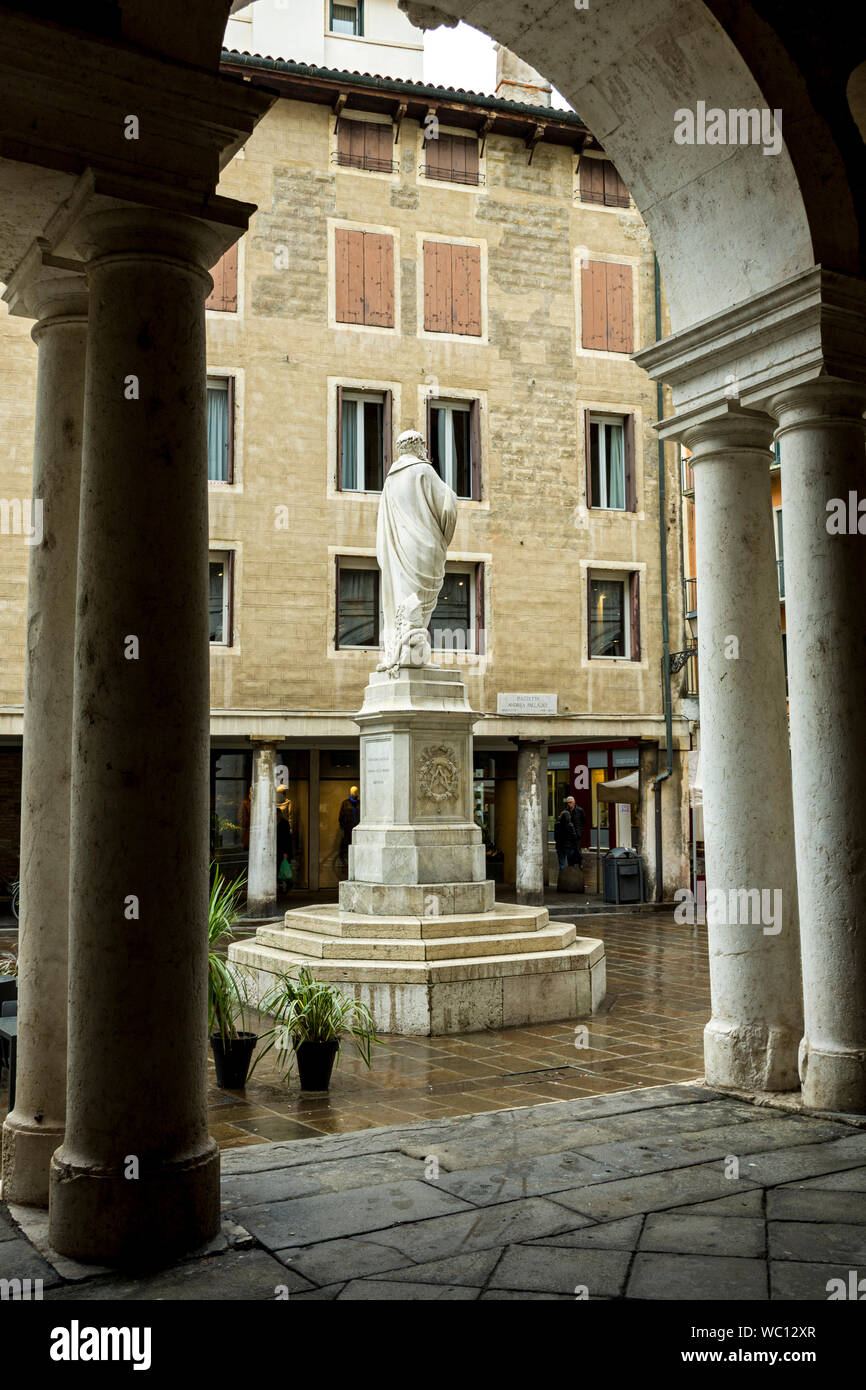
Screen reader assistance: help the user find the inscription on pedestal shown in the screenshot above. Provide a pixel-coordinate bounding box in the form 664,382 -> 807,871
364,740 -> 393,821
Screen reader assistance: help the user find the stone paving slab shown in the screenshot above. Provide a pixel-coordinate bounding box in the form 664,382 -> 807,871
780,1167 -> 866,1192
769,1260 -> 864,1300
429,1149 -> 630,1205
627,1252 -> 768,1300
639,1212 -> 765,1258
736,1133 -> 866,1186
525,1215 -> 644,1250
367,1248 -> 502,1286
675,1191 -> 765,1216
766,1187 -> 866,1223
338,1278 -> 478,1300
488,1243 -> 632,1297
571,1116 -> 850,1179
768,1220 -> 866,1265
0,1236 -> 61,1288
544,1162 -> 764,1223
233,1179 -> 474,1249
44,1249 -> 301,1301
220,1151 -> 427,1209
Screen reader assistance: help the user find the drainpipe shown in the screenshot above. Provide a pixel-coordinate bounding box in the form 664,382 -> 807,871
652,252 -> 673,902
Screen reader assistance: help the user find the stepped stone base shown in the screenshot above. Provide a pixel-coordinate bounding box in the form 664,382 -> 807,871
229,902 -> 606,1036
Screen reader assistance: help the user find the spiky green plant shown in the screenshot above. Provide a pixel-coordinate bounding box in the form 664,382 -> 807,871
208,865 -> 252,1044
257,967 -> 381,1080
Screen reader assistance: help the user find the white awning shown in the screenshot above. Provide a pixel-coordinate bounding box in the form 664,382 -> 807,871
596,770 -> 640,805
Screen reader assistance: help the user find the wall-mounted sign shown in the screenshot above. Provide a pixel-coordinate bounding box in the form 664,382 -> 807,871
497,692 -> 558,715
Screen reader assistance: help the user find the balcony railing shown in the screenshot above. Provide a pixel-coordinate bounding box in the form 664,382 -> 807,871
420,162 -> 485,187
681,456 -> 695,495
333,151 -> 400,175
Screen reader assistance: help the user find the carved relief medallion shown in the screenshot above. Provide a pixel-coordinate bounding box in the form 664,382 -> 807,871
417,744 -> 459,803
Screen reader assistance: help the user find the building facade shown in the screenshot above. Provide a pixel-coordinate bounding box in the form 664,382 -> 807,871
0,27 -> 691,905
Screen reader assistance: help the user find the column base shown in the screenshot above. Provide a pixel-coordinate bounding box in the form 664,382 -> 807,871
516,889 -> 545,907
704,1018 -> 801,1093
1,1114 -> 65,1208
48,1140 -> 220,1265
799,1039 -> 866,1114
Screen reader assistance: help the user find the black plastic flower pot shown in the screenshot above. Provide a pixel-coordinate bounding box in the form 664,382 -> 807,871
210,1031 -> 257,1089
294,1038 -> 339,1093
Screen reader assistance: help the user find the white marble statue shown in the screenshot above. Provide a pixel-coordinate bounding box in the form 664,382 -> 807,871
376,428 -> 458,677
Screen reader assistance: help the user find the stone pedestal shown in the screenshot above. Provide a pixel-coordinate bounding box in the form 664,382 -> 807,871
230,666 -> 605,1035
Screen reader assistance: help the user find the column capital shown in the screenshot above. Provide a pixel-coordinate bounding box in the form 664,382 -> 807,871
2,238 -> 87,324
661,401 -> 776,457
768,377 -> 866,434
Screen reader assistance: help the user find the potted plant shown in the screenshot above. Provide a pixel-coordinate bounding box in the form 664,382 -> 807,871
258,967 -> 381,1093
208,866 -> 258,1089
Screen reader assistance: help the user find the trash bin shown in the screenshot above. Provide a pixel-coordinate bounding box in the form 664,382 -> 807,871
603,847 -> 644,904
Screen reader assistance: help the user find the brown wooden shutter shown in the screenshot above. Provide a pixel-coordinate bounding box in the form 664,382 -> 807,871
606,262 -> 634,353
335,228 -> 365,324
469,399 -> 482,501
624,414 -> 636,511
225,377 -> 235,484
372,122 -> 393,171
226,550 -> 235,647
336,385 -> 344,490
584,410 -> 593,508
362,233 -> 394,328
206,254 -> 223,311
334,555 -> 341,648
206,244 -> 238,313
581,260 -> 607,350
336,119 -> 353,165
452,243 -> 481,335
383,391 -> 393,477
462,137 -> 479,185
629,571 -> 641,660
427,131 -> 451,178
424,241 -> 452,333
579,157 -> 604,204
475,561 -> 485,655
603,162 -> 630,207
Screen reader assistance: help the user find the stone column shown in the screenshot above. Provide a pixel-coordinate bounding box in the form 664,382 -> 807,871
247,738 -> 279,917
683,409 -> 801,1092
48,207 -> 228,1263
1,267 -> 87,1206
516,740 -> 547,906
769,381 -> 866,1112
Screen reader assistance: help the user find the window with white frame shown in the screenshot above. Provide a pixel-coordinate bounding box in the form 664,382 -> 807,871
429,401 -> 473,499
330,0 -> 362,35
431,566 -> 480,656
589,415 -> 626,510
209,552 -> 233,645
339,391 -> 386,492
336,558 -> 380,649
207,377 -> 233,482
588,569 -> 642,662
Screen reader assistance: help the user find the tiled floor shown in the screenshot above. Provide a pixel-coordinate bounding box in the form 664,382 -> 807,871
204,908 -> 711,1146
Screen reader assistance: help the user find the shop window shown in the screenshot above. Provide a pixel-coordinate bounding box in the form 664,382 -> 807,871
335,228 -> 395,329
336,560 -> 380,649
423,240 -> 482,336
586,412 -> 636,510
581,259 -> 634,353
209,551 -> 234,646
206,244 -> 238,312
207,377 -> 234,483
578,157 -> 630,208
425,133 -> 480,186
337,388 -> 392,491
337,118 -> 395,174
427,398 -> 481,499
588,571 -> 640,661
330,0 -> 363,35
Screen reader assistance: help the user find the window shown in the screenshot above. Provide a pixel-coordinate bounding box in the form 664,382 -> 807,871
428,399 -> 481,499
425,133 -> 480,186
586,413 -> 636,510
336,561 -> 379,649
209,552 -> 233,646
330,0 -> 362,35
430,563 -> 485,656
206,245 -> 238,313
207,377 -> 234,483
588,571 -> 640,660
337,388 -> 391,491
337,118 -> 395,173
581,260 -> 634,353
423,241 -> 482,336
335,228 -> 395,328
578,157 -> 630,208
775,507 -> 785,599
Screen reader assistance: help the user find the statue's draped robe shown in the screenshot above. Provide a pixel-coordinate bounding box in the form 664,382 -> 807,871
376,455 -> 458,658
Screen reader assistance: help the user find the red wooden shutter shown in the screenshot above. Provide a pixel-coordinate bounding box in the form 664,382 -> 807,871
579,157 -> 604,204
363,232 -> 394,328
603,162 -> 630,207
629,571 -> 641,660
336,385 -> 344,490
451,243 -> 481,335
424,241 -> 452,333
206,244 -> 238,312
581,260 -> 607,350
584,410 -> 593,508
475,561 -> 485,655
383,390 -> 393,477
624,414 -> 636,511
469,399 -> 482,501
335,228 -> 365,324
606,262 -> 634,353
225,377 -> 235,484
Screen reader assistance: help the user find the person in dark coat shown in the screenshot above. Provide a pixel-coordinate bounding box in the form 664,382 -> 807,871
338,785 -> 360,865
565,795 -> 586,868
554,806 -> 577,871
